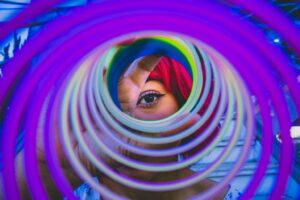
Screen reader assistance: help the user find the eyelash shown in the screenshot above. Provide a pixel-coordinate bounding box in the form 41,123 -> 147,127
136,90 -> 165,108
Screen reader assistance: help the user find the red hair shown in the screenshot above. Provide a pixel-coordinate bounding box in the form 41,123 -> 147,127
148,57 -> 192,107
149,56 -> 219,158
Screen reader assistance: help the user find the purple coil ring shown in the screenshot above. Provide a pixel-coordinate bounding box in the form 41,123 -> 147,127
0,1 -> 299,199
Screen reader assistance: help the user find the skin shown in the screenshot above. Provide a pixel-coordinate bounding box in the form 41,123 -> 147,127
134,80 -> 179,120
6,55 -> 228,199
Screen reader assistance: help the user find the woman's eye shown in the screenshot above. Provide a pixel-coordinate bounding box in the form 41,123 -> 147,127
137,90 -> 165,108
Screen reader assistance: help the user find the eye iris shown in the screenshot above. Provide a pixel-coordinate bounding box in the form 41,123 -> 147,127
144,95 -> 155,103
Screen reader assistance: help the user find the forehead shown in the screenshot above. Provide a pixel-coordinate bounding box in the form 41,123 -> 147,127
141,80 -> 170,94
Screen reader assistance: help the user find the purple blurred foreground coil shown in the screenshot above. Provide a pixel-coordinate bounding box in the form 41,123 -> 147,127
0,0 -> 299,199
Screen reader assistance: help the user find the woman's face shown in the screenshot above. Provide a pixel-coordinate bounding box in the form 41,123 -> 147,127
132,80 -> 179,120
